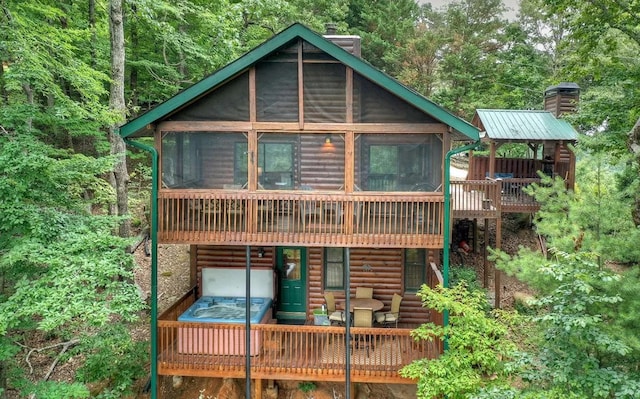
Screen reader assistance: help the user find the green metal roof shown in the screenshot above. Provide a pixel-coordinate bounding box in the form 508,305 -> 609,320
475,109 -> 578,142
119,23 -> 479,140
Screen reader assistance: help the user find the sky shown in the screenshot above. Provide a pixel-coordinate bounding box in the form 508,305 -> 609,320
418,0 -> 520,20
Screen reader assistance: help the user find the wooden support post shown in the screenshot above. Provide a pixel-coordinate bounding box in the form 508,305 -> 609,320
189,245 -> 197,288
489,142 -> 496,178
483,218 -> 488,289
254,378 -> 263,399
473,218 -> 478,253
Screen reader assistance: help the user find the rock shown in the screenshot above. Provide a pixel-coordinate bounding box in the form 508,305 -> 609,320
264,383 -> 278,399
216,378 -> 242,399
172,375 -> 183,389
386,383 -> 417,398
513,291 -> 535,308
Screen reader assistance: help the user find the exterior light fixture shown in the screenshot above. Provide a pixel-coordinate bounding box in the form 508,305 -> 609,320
325,135 -> 332,144
257,247 -> 265,258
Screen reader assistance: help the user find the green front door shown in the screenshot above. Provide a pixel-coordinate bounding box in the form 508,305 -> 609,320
276,247 -> 306,321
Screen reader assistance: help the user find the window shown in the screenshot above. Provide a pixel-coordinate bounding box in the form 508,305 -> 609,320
324,248 -> 345,290
161,132 -> 201,188
404,249 -> 426,292
258,142 -> 294,189
235,140 -> 295,189
366,143 -> 432,191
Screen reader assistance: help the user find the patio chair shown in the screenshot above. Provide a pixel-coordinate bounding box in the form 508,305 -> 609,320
352,307 -> 374,356
323,292 -> 346,326
355,286 -> 373,299
374,293 -> 403,328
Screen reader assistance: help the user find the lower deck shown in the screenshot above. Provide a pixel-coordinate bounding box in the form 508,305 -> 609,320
158,291 -> 442,384
158,322 -> 440,384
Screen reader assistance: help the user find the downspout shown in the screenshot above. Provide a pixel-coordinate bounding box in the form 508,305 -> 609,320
124,138 -> 159,399
443,140 -> 480,337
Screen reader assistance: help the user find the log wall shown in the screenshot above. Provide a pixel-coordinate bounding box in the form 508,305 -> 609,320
192,245 -> 440,326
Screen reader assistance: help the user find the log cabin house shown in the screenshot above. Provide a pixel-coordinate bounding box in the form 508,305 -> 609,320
119,24 -> 577,398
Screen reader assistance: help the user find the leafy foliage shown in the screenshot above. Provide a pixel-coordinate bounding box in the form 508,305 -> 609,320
0,0 -> 113,152
400,283 -> 517,399
74,325 -> 148,399
0,133 -> 145,396
522,152 -> 640,264
345,0 -> 420,75
497,250 -> 640,398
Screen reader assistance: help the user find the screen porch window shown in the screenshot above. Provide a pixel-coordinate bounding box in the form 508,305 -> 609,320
324,248 -> 345,290
404,248 -> 426,293
358,134 -> 443,192
368,145 -> 398,191
367,144 -> 432,191
161,132 -> 201,188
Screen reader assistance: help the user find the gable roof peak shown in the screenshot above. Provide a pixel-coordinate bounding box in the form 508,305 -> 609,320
119,22 -> 478,141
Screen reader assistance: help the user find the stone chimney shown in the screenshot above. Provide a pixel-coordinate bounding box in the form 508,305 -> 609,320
544,82 -> 581,117
323,23 -> 361,57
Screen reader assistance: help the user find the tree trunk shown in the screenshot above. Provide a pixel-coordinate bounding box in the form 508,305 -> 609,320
0,360 -> 6,399
109,0 -> 130,238
128,3 -> 139,116
628,116 -> 640,227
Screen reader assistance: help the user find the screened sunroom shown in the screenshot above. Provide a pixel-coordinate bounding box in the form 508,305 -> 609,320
122,23 -> 478,248
160,131 -> 442,193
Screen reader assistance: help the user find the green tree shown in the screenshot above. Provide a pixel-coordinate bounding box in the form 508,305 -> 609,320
495,251 -> 640,398
545,0 -> 640,227
0,0 -> 112,148
0,132 -> 146,397
400,283 -> 517,399
430,0 -> 511,118
397,5 -> 445,97
518,0 -> 572,78
521,152 -> 640,264
345,0 -> 420,75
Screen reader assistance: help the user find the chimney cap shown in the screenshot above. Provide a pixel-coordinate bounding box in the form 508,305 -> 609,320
325,23 -> 337,35
544,82 -> 581,96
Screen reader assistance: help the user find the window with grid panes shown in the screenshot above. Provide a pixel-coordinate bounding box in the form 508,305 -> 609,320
404,248 -> 426,292
324,248 -> 344,290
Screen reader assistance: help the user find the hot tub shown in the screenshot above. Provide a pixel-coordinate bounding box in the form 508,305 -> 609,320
177,296 -> 272,356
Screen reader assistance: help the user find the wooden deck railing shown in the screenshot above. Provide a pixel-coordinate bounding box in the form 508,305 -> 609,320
158,190 -> 444,248
157,321 -> 441,383
451,178 -> 540,218
156,267 -> 444,384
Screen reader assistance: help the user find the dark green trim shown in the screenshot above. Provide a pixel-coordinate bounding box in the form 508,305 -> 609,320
124,138 -> 158,399
119,23 -> 479,140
